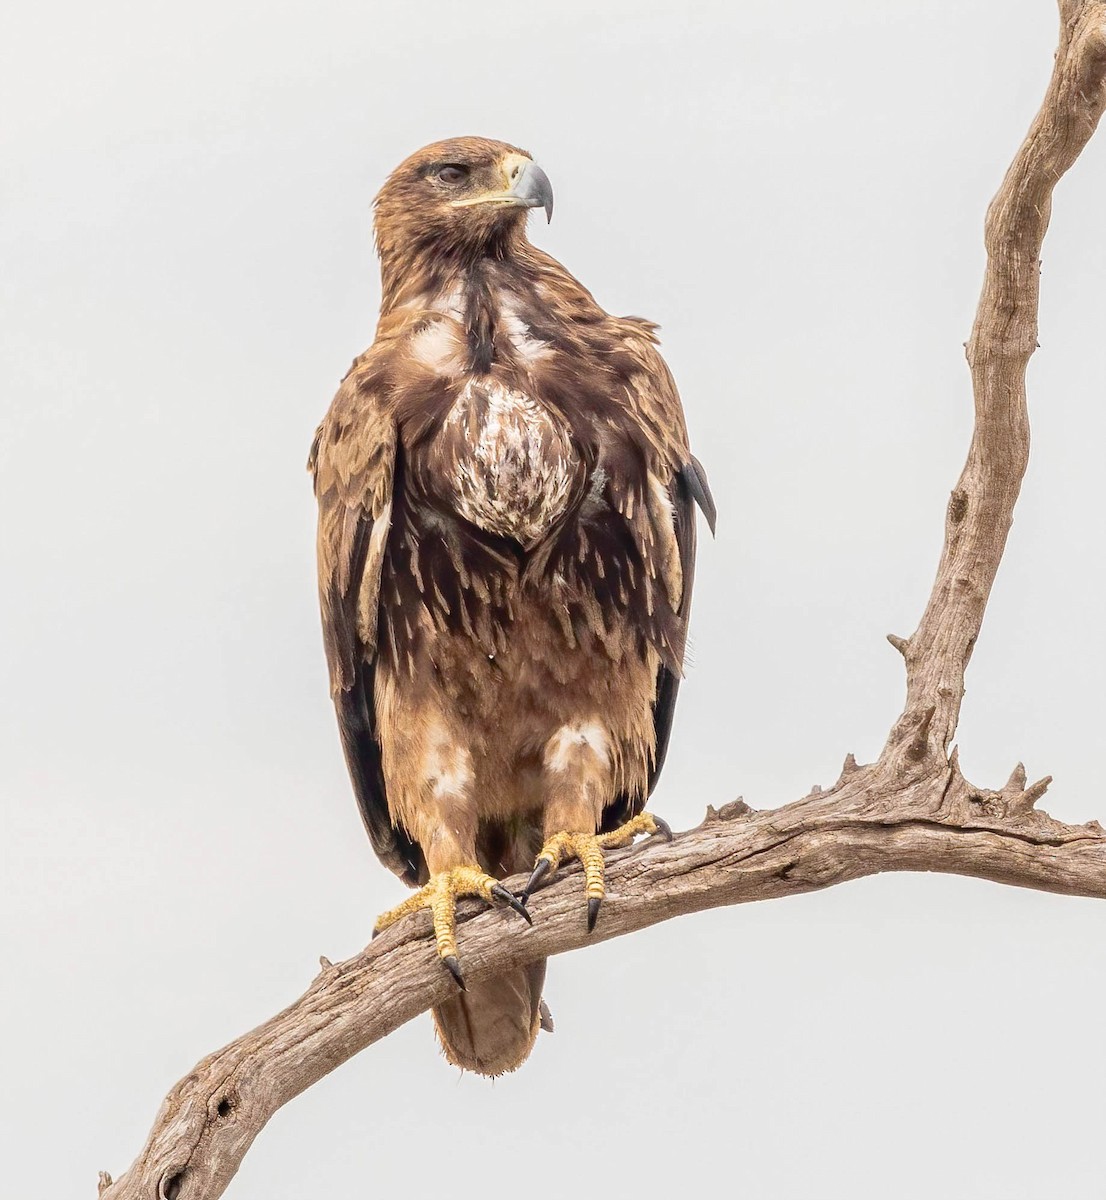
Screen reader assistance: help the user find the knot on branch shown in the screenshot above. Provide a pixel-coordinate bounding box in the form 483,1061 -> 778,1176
881,685 -> 971,793
981,762 -> 1053,821
886,633 -> 910,658
160,1170 -> 185,1200
882,705 -> 944,783
703,797 -> 755,824
1008,773 -> 1054,818
1071,9 -> 1106,85
907,706 -> 937,763
937,754 -> 1058,831
213,1089 -> 237,1123
316,955 -> 341,984
830,753 -> 877,796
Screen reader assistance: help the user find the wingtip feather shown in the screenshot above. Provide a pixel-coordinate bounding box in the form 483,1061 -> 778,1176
682,457 -> 717,536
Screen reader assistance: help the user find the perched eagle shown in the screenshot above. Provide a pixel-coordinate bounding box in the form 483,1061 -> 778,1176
310,137 -> 714,1076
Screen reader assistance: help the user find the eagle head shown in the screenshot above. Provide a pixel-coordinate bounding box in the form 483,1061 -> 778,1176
373,136 -> 554,262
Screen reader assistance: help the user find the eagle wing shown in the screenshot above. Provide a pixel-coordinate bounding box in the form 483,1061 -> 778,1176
647,457 -> 714,783
309,362 -> 423,885
600,335 -> 716,832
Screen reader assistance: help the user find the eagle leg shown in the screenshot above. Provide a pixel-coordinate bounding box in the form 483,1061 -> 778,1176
521,812 -> 672,932
372,866 -> 531,989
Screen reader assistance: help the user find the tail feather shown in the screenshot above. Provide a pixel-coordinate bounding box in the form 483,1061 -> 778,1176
432,960 -> 547,1076
432,822 -> 547,1076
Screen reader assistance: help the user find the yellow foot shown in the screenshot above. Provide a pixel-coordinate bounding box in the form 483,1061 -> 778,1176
372,866 -> 531,989
521,812 -> 672,932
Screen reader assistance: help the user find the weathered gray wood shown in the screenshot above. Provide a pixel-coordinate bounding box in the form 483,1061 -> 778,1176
98,5 -> 1106,1197
886,1 -> 1106,762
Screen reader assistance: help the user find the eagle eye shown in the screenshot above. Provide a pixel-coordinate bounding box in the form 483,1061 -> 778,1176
437,164 -> 469,185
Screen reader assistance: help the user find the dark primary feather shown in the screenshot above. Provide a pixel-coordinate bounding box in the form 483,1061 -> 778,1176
602,460 -> 702,832
310,374 -> 424,885
335,666 -> 423,884
682,456 -> 717,536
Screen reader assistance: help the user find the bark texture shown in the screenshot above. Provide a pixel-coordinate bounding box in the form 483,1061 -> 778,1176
99,5 -> 1106,1197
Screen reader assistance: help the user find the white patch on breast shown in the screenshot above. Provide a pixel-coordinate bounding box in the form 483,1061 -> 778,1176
428,285 -> 465,321
543,722 -> 610,774
499,295 -> 550,364
445,379 -> 576,545
410,319 -> 463,375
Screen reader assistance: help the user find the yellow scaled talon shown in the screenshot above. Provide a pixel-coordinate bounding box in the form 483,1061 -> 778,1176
372,865 -> 531,988
522,812 -> 671,931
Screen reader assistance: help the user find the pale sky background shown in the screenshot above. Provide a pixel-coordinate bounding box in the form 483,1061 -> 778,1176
4,1 -> 1106,1196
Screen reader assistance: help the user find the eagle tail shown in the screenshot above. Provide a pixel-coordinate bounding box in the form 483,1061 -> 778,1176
432,959 -> 548,1076
431,823 -> 548,1076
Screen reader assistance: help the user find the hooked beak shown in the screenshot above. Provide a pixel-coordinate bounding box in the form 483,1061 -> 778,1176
451,156 -> 554,224
506,160 -> 554,223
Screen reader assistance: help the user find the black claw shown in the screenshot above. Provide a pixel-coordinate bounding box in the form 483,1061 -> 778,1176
442,955 -> 466,991
491,884 -> 533,925
371,926 -> 381,940
651,816 -> 673,842
521,858 -> 553,904
587,896 -> 601,932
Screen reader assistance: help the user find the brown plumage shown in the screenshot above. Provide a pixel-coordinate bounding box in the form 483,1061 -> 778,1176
310,136 -> 714,1076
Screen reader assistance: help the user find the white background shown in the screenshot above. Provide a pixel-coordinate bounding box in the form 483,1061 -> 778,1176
4,2 -> 1106,1196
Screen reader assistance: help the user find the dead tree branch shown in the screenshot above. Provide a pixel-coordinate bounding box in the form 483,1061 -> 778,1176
99,5 -> 1106,1198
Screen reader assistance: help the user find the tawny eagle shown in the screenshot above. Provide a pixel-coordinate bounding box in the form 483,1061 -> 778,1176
310,137 -> 714,1076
